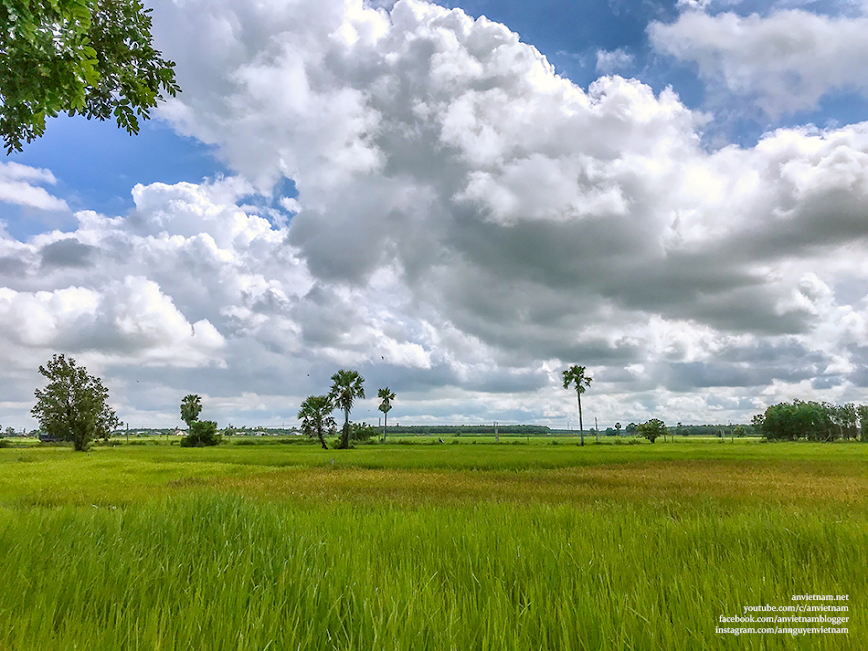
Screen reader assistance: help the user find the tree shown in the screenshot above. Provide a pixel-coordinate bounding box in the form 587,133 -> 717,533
751,413 -> 764,436
562,365 -> 592,446
31,353 -> 118,451
636,418 -> 666,444
180,394 -> 202,429
298,395 -> 336,450
180,420 -> 220,447
0,0 -> 180,152
614,422 -> 621,436
329,369 -> 365,449
760,400 -> 835,441
839,403 -> 858,440
377,387 -> 395,442
733,425 -> 746,438
857,405 -> 868,442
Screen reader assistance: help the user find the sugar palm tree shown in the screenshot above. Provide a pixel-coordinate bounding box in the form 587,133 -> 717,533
329,369 -> 365,449
180,394 -> 202,430
562,365 -> 592,446
298,395 -> 336,449
377,387 -> 395,442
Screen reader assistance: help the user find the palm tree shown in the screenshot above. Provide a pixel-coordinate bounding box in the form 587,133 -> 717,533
180,394 -> 202,430
562,365 -> 592,446
298,395 -> 336,449
377,387 -> 395,442
329,369 -> 365,449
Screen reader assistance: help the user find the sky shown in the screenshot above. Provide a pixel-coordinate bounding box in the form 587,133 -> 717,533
3,0 -> 868,430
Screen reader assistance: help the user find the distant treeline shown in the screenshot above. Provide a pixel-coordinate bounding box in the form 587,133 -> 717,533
666,424 -> 758,437
38,403 -> 866,443
756,400 -> 868,442
560,424 -> 758,437
383,425 -> 552,436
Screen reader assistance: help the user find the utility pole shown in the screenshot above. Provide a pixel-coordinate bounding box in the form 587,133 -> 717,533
595,417 -> 599,443
494,421 -> 499,443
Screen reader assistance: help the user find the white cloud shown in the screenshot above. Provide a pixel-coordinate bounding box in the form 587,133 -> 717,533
279,197 -> 301,213
0,276 -> 224,368
595,48 -> 634,74
0,162 -> 69,211
7,0 -> 868,427
649,9 -> 868,117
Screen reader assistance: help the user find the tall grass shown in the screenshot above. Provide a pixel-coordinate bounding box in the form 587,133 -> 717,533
0,442 -> 864,649
0,495 -> 863,651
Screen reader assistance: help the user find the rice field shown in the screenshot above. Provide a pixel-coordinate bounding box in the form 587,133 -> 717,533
0,439 -> 864,650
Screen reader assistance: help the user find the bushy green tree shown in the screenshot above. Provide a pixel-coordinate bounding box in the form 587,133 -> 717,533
0,0 -> 180,152
329,369 -> 365,449
180,420 -> 220,447
760,400 -> 835,441
298,395 -> 336,450
636,418 -> 666,444
31,353 -> 118,451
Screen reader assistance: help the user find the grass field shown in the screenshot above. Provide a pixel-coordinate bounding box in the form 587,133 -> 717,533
0,438 -> 864,650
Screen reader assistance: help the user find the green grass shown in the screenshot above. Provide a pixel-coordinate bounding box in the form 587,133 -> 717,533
0,440 -> 864,649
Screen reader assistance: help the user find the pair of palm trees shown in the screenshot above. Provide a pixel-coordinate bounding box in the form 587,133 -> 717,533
298,369 -> 395,449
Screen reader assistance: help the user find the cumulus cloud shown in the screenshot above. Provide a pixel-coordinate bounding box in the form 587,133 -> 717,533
595,48 -> 634,74
6,0 -> 868,427
0,276 -> 224,367
0,162 -> 69,211
648,9 -> 868,117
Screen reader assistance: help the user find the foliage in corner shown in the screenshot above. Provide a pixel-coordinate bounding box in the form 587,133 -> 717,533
0,0 -> 180,152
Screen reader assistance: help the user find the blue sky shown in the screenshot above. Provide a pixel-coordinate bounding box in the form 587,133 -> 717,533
8,0 -> 865,223
3,0 -> 868,430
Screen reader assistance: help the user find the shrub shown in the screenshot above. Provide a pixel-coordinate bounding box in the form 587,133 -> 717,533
351,422 -> 379,442
637,419 -> 667,443
181,421 -> 221,447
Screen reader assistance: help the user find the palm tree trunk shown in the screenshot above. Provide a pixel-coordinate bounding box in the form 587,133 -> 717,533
339,409 -> 350,449
383,412 -> 387,443
577,392 -> 584,447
